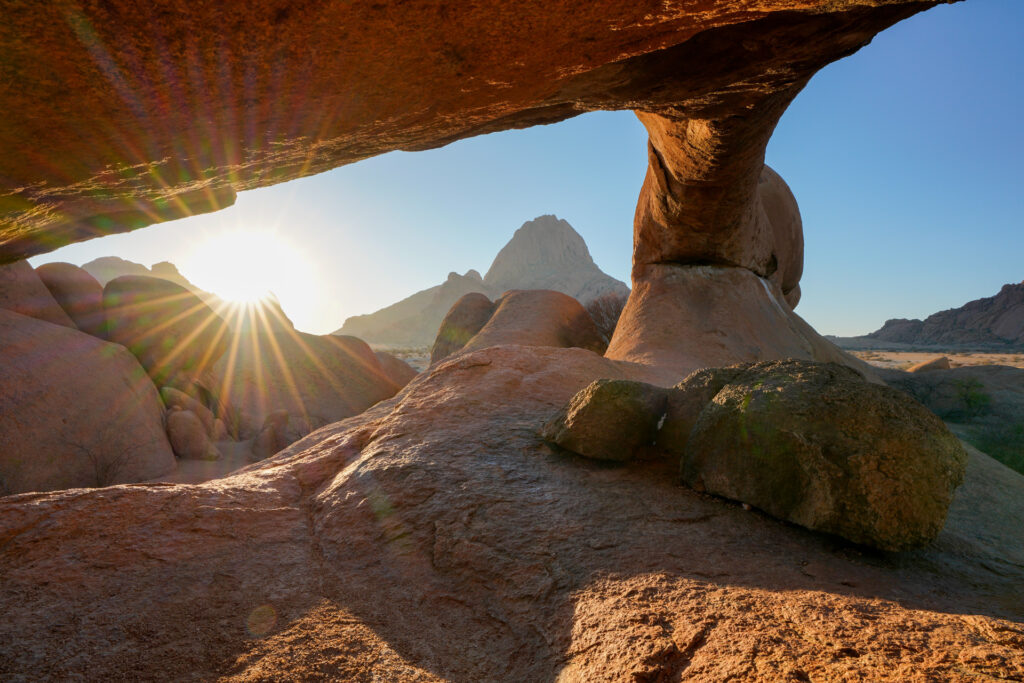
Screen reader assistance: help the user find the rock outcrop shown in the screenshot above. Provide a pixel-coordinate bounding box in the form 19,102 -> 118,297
1,346 -> 1021,680
908,355 -> 952,373
0,1 -> 938,262
104,275 -> 230,386
166,409 -> 220,461
337,216 -> 628,347
543,360 -> 966,551
429,292 -> 497,364
461,289 -> 606,356
864,282 -> 1024,349
211,330 -> 400,440
540,379 -> 669,461
338,269 -> 492,348
482,215 -> 630,304
34,262 -> 107,337
4,1 -> 1018,679
606,264 -> 875,384
0,308 -> 175,494
0,260 -> 76,329
374,351 -> 419,388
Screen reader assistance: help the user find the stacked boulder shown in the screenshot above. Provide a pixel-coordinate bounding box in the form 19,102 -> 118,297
0,261 -> 176,494
1,260 -> 409,493
541,359 -> 968,551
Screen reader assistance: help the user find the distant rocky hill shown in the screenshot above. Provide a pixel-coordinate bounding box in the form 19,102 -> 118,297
336,215 -> 629,347
80,256 -> 294,332
83,256 -> 197,290
837,281 -> 1024,351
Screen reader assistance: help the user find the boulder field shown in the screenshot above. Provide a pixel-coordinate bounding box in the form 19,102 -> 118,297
3,0 -> 1022,678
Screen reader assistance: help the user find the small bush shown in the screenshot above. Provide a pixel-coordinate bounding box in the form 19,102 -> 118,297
586,292 -> 629,343
963,421 -> 1024,475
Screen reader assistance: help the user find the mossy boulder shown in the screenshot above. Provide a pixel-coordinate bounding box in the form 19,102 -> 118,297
540,379 -> 668,461
681,360 -> 967,551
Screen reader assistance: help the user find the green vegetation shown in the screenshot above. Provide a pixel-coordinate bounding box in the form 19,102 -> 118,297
963,421 -> 1024,475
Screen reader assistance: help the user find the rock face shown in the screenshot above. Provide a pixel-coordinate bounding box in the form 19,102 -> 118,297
34,262 -> 106,337
0,308 -> 175,494
374,351 -> 419,388
160,387 -> 217,436
4,1 -> 1016,678
483,215 -> 630,305
865,282 -> 1024,349
81,256 -> 152,286
680,361 -> 968,551
104,275 -> 230,385
1,346 -> 1022,680
0,260 -> 76,329
339,269 -> 492,348
0,1 -> 938,262
338,217 -> 628,347
461,289 -> 606,356
540,379 -> 669,461
166,410 -> 220,461
429,292 -> 497,364
908,355 -> 951,373
606,264 -> 875,384
211,330 -> 400,439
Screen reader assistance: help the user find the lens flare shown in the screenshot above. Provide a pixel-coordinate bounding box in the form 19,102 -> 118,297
183,230 -> 314,306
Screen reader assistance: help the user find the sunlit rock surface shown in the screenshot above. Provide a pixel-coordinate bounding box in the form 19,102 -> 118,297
0,308 -> 175,494
4,1 -> 1020,679
1,346 -> 1021,679
1,1 -> 939,261
35,262 -> 107,337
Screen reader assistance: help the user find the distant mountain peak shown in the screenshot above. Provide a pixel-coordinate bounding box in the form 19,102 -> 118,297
337,215 -> 628,347
483,215 -> 599,291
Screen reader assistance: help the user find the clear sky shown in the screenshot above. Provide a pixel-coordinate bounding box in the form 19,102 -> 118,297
31,0 -> 1023,337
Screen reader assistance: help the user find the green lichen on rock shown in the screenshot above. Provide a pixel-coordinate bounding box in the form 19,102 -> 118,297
682,360 -> 968,551
540,378 -> 668,461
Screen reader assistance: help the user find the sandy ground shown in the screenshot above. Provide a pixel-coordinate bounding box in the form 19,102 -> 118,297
147,439 -> 255,485
852,350 -> 1024,370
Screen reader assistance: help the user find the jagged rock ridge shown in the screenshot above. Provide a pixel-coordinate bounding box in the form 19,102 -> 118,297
336,215 -> 628,347
866,281 -> 1024,349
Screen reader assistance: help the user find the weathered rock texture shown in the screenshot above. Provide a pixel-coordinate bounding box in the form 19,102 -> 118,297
541,379 -> 669,462
0,260 -> 76,329
34,262 -> 107,337
166,409 -> 220,461
104,275 -> 230,385
1,346 -> 1021,680
0,308 -> 175,494
866,281 -> 1024,349
483,215 -> 630,304
430,292 -> 498,364
4,1 -> 1014,679
338,216 -> 627,347
211,330 -> 400,440
606,264 -> 876,383
461,289 -> 606,356
374,351 -> 419,388
680,361 -> 967,551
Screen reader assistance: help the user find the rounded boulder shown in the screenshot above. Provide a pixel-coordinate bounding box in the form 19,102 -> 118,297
681,360 -> 967,551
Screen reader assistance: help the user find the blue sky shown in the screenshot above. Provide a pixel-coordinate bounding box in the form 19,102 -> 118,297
32,0 -> 1023,336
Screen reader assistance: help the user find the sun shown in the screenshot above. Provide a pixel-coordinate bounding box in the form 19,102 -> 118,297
182,229 -> 315,308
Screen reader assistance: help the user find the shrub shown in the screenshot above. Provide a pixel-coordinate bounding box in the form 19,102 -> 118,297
586,292 -> 629,343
